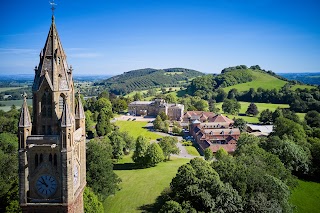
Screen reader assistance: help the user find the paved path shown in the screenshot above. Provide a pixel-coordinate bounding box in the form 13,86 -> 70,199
151,126 -> 200,159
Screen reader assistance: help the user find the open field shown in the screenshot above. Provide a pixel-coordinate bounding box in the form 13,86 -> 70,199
104,155 -> 190,213
223,70 -> 287,93
290,179 -> 320,213
0,99 -> 32,111
185,146 -> 200,156
296,113 -> 306,121
291,84 -> 316,90
215,102 -> 290,123
0,86 -> 25,92
115,121 -> 160,141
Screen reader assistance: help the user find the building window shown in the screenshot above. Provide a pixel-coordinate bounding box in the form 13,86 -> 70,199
54,154 -> 57,166
48,125 -> 52,135
35,154 -> 38,168
49,153 -> 52,163
59,94 -> 65,111
40,154 -> 43,163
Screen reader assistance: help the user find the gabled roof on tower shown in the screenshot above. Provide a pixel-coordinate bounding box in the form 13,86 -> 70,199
33,15 -> 71,92
19,94 -> 32,127
61,102 -> 73,127
75,92 -> 85,119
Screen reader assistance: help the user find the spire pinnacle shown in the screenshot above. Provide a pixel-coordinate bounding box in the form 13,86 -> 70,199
49,0 -> 57,21
19,93 -> 32,127
61,102 -> 73,127
75,90 -> 85,119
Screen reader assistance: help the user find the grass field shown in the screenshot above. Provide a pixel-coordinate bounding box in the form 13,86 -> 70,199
104,155 -> 190,213
0,99 -> 32,111
223,70 -> 287,93
0,86 -> 25,92
215,102 -> 290,123
115,121 -> 160,141
291,84 -> 316,90
290,179 -> 320,213
185,146 -> 200,156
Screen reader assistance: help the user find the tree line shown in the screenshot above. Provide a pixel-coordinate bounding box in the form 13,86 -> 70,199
155,110 -> 320,212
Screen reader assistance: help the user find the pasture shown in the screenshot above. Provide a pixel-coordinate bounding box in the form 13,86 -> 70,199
115,120 -> 160,141
215,102 -> 290,123
223,70 -> 287,93
104,155 -> 190,213
290,179 -> 320,213
0,99 -> 32,111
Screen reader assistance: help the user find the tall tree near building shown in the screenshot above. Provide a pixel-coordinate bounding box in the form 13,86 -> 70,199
145,143 -> 165,167
86,138 -> 121,201
132,136 -> 149,166
246,102 -> 259,116
222,99 -> 241,115
159,136 -> 179,160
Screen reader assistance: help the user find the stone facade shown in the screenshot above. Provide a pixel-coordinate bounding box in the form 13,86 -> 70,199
128,99 -> 184,121
18,15 -> 86,213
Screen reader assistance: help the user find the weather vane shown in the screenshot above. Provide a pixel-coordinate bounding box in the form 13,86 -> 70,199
49,0 -> 57,15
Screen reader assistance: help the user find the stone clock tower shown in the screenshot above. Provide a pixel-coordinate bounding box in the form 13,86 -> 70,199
18,14 -> 86,213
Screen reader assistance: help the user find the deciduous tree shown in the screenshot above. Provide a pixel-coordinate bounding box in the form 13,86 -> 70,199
159,136 -> 179,160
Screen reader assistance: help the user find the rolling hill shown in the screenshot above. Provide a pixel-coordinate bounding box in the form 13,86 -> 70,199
223,69 -> 288,93
97,68 -> 204,95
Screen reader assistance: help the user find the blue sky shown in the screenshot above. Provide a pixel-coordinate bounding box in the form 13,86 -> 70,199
1,0 -> 320,75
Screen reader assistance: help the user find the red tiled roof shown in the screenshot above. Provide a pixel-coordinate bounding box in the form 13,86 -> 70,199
184,111 -> 215,118
210,114 -> 234,124
209,144 -> 236,153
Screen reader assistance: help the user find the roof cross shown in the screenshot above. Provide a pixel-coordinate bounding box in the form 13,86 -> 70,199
49,0 -> 57,15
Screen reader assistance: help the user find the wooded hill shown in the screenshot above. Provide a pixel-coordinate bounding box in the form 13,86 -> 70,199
97,68 -> 204,95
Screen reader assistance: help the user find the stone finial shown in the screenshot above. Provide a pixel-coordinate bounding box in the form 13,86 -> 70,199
19,93 -> 32,127
61,102 -> 72,127
75,91 -> 85,119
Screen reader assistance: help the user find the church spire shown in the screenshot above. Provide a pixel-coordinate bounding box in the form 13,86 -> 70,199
19,93 -> 32,128
32,5 -> 71,92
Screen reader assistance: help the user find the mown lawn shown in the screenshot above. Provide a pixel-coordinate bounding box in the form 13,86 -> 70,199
115,121 -> 160,141
290,179 -> 320,213
223,70 -> 287,93
0,99 -> 33,111
104,155 -> 190,213
215,102 -> 290,123
185,146 -> 200,156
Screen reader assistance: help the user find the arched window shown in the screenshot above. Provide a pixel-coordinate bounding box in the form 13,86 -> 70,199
54,154 -> 57,166
35,154 -> 38,168
47,93 -> 52,105
49,153 -> 52,163
42,105 -> 47,117
47,106 -> 52,117
40,154 -> 43,163
59,94 -> 64,111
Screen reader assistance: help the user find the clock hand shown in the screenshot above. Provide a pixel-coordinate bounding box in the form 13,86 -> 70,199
41,177 -> 48,187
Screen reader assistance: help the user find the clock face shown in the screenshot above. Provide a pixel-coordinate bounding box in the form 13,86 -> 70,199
73,165 -> 79,186
36,175 -> 57,197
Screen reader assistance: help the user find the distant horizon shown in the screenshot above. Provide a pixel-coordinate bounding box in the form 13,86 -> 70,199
2,0 -> 320,75
0,68 -> 320,77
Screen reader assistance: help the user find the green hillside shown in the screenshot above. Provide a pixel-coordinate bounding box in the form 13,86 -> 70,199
100,68 -> 204,95
223,69 -> 287,93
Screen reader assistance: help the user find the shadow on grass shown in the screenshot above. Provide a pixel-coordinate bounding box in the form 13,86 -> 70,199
113,163 -> 138,170
137,194 -> 166,213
